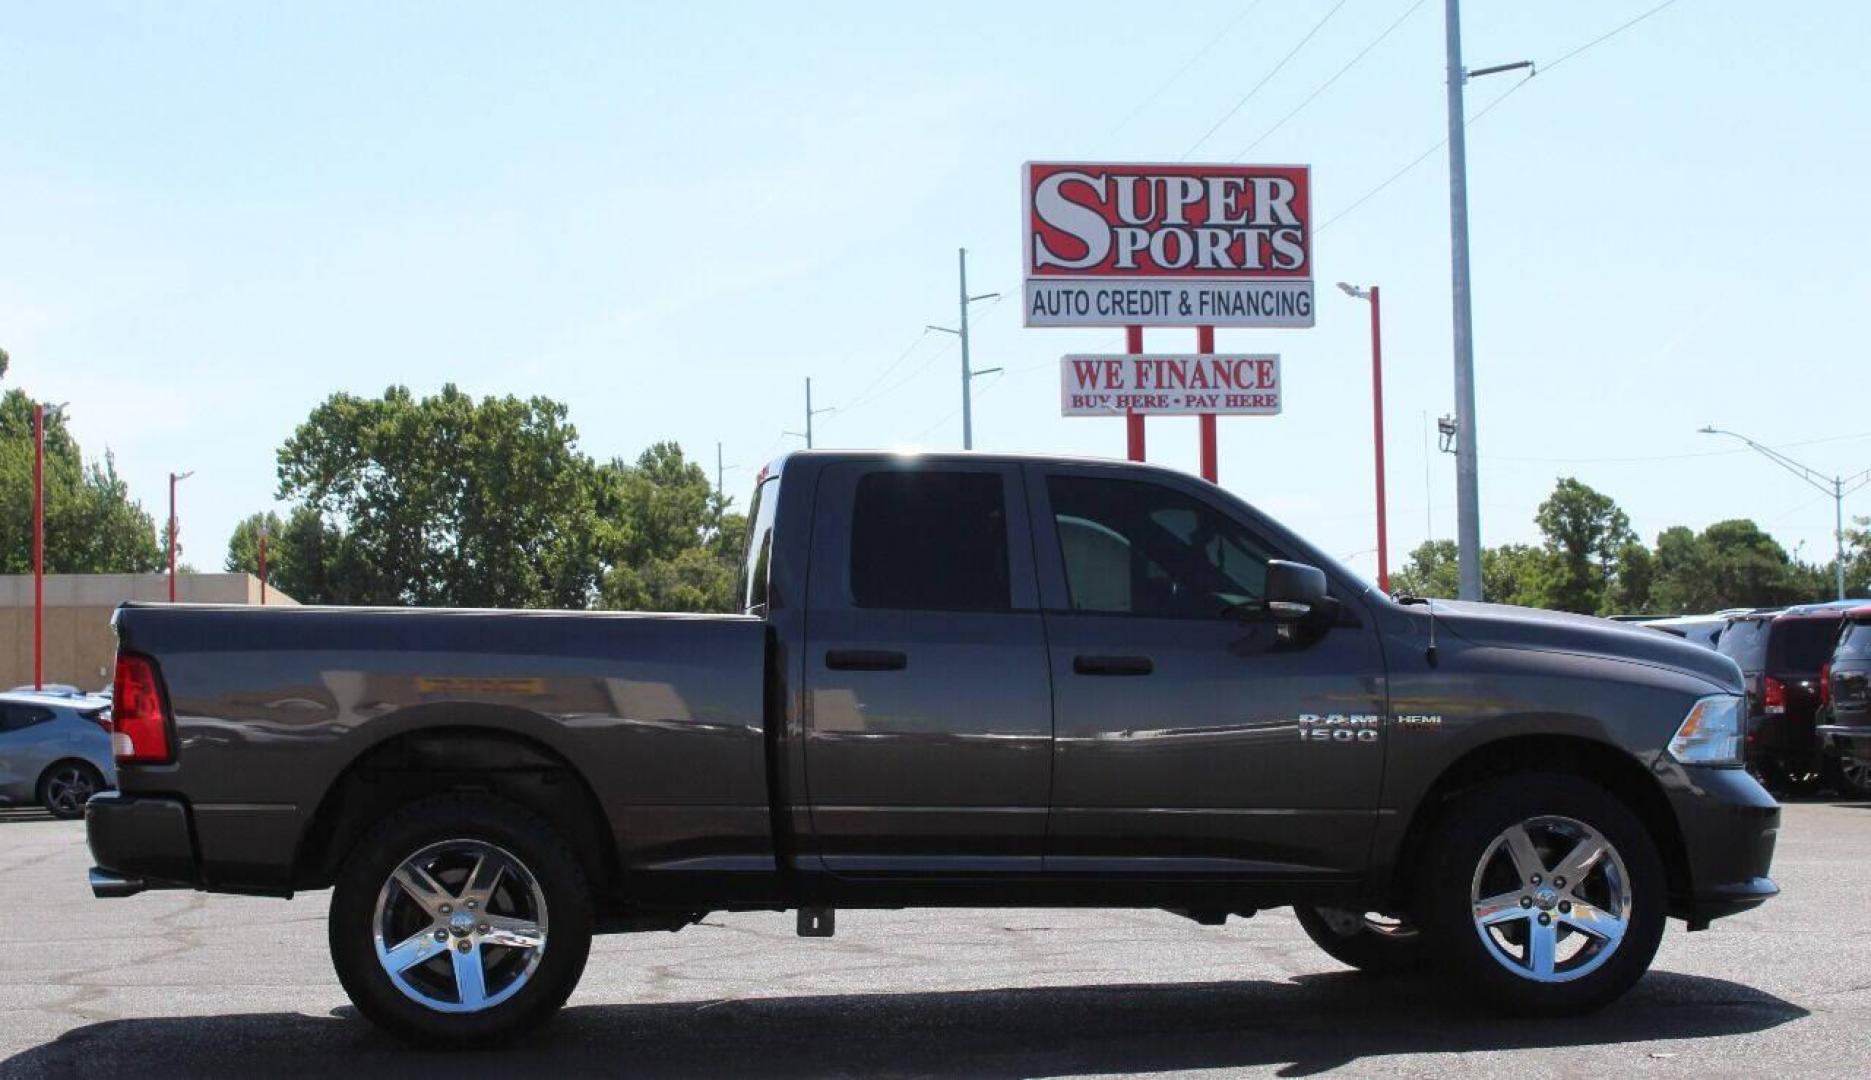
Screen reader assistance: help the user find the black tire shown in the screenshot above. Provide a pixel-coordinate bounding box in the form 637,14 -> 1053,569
1294,905 -> 1428,976
1825,751 -> 1871,799
328,793 -> 593,1045
1415,773 -> 1666,1015
37,760 -> 104,820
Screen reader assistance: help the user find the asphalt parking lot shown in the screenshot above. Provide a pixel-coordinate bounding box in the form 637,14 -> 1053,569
1,801 -> 1866,1079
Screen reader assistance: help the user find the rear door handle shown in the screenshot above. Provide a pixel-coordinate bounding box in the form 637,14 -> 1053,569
1073,655 -> 1154,676
825,648 -> 908,672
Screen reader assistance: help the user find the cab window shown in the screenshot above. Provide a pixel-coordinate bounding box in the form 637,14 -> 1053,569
1048,475 -> 1272,619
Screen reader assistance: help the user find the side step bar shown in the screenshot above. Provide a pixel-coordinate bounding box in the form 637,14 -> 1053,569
89,868 -> 147,899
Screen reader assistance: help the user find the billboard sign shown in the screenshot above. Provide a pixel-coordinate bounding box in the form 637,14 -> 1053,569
1024,162 -> 1313,328
1061,353 -> 1281,417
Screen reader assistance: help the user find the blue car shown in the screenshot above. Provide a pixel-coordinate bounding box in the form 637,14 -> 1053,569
0,691 -> 116,818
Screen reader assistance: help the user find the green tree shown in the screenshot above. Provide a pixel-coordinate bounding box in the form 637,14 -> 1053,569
1388,539 -> 1551,607
0,391 -> 162,574
1649,519 -> 1819,613
273,385 -> 605,608
595,442 -> 744,613
1533,477 -> 1636,614
1603,541 -> 1657,614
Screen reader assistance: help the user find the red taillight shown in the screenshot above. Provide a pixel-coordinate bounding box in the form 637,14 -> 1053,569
1821,663 -> 1832,707
111,653 -> 172,763
1763,675 -> 1787,715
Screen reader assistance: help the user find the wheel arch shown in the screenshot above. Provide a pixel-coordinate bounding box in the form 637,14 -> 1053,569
292,723 -> 617,894
1384,734 -> 1691,914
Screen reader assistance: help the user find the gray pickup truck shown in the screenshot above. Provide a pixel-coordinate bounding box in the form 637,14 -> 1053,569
86,451 -> 1779,1043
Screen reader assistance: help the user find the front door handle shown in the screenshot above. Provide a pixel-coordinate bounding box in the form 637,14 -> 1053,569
1073,654 -> 1154,676
825,648 -> 908,672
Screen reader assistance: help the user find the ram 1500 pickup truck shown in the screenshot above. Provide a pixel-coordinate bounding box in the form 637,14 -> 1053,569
86,451 -> 1780,1043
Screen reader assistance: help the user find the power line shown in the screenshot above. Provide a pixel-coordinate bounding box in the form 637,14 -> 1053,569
1183,0 -> 1352,160
1317,0 -> 1688,233
1544,0 -> 1682,73
1108,1 -> 1267,140
1234,0 -> 1430,161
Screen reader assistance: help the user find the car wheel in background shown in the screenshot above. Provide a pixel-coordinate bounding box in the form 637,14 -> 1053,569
1826,752 -> 1871,799
1416,773 -> 1666,1015
1295,905 -> 1428,975
327,793 -> 593,1045
37,761 -> 103,820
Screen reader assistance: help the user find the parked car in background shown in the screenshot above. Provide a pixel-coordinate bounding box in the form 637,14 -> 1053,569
0,691 -> 115,818
1819,608 -> 1871,798
1719,603 -> 1868,794
1639,614 -> 1734,650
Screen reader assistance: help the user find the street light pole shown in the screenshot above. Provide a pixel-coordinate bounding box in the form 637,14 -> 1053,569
31,402 -> 67,691
167,470 -> 195,602
32,404 -> 45,691
1338,283 -> 1390,593
1699,426 -> 1871,600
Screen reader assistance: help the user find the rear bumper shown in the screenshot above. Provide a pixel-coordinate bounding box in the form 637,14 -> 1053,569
1817,724 -> 1871,755
1666,766 -> 1781,928
84,792 -> 201,897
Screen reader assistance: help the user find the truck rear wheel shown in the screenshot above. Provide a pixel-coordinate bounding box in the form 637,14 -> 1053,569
328,793 -> 592,1045
1293,906 -> 1426,975
1416,773 -> 1665,1015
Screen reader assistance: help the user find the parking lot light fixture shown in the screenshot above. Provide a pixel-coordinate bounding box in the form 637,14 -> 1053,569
1698,426 -> 1871,600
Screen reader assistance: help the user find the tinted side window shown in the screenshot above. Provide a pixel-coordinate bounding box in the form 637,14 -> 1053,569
1048,475 -> 1272,619
850,471 -> 1010,612
0,705 -> 53,733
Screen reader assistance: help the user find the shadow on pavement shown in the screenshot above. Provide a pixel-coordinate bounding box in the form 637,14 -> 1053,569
0,969 -> 1806,1079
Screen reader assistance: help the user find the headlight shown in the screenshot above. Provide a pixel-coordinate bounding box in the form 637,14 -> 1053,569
1669,695 -> 1744,766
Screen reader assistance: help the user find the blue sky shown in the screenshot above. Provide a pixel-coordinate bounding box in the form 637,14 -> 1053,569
5,1 -> 1869,585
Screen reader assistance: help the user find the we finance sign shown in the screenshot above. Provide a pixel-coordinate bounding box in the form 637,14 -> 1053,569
1023,162 -> 1313,328
1061,354 -> 1282,417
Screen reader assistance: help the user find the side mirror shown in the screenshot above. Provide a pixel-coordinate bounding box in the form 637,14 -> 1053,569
1264,560 -> 1331,623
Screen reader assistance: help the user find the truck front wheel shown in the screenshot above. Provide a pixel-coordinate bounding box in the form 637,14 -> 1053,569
328,793 -> 593,1044
1416,773 -> 1666,1015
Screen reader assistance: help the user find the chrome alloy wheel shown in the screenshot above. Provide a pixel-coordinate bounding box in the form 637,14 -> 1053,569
44,765 -> 98,817
1469,815 -> 1632,984
372,839 -> 549,1013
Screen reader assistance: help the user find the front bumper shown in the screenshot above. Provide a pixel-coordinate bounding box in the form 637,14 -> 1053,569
1817,724 -> 1871,756
84,792 -> 200,897
1664,765 -> 1781,928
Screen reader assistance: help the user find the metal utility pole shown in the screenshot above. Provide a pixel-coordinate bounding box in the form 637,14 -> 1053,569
927,248 -> 1001,450
1442,1 -> 1532,600
167,470 -> 195,602
258,520 -> 269,605
1444,0 -> 1481,601
30,402 -> 67,690
716,442 -> 725,505
787,378 -> 834,449
1699,427 -> 1871,600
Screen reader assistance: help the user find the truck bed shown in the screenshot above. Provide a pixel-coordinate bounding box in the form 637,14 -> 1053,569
111,603 -> 771,894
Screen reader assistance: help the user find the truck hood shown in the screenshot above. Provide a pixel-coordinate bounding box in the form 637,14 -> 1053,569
1427,600 -> 1743,692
